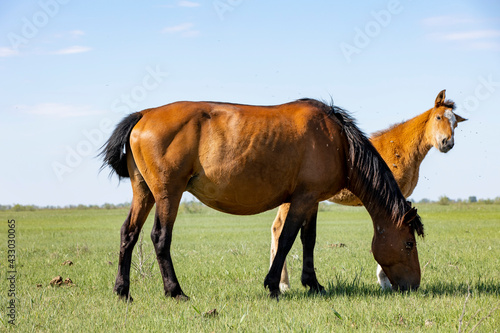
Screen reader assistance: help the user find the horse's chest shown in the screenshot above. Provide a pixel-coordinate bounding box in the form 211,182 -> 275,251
391,157 -> 420,197
382,145 -> 420,198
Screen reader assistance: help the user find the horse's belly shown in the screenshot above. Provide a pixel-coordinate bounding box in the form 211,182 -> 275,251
186,173 -> 288,215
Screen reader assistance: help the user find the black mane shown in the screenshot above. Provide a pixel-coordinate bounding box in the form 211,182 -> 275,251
438,99 -> 456,110
297,98 -> 424,236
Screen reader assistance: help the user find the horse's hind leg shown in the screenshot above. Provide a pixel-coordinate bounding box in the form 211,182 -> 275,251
114,170 -> 155,300
270,204 -> 291,292
300,203 -> 324,293
150,183 -> 188,300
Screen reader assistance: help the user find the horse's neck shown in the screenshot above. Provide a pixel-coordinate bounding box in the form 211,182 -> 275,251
370,110 -> 433,197
358,192 -> 400,233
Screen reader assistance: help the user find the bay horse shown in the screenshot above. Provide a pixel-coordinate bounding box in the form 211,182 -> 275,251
271,90 -> 465,291
101,98 -> 424,300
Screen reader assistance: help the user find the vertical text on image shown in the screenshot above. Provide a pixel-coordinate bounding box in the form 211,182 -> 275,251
7,219 -> 17,325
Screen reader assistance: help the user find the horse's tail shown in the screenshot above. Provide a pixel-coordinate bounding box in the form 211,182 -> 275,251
99,112 -> 143,179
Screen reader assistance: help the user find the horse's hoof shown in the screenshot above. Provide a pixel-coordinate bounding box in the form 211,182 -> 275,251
279,282 -> 290,293
114,286 -> 133,302
302,279 -> 325,295
117,293 -> 133,302
315,283 -> 326,294
269,289 -> 280,301
168,288 -> 190,301
174,294 -> 190,302
308,286 -> 326,296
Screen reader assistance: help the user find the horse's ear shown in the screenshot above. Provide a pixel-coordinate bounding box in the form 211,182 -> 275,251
403,203 -> 424,237
435,90 -> 446,107
403,207 -> 418,223
455,113 -> 467,123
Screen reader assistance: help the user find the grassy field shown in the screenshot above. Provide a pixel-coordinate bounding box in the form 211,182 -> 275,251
0,203 -> 499,332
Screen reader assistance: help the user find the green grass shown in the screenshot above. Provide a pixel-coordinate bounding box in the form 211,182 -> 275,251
0,204 -> 499,332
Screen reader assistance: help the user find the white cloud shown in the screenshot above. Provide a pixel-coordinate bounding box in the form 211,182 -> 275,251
178,1 -> 201,8
0,47 -> 19,57
468,41 -> 500,50
55,30 -> 86,39
441,30 -> 500,41
16,103 -> 103,118
162,22 -> 199,37
181,30 -> 201,37
69,30 -> 85,38
158,1 -> 201,8
52,45 -> 92,55
427,29 -> 500,50
424,13 -> 500,50
422,15 -> 475,27
1,31 -> 88,56
162,22 -> 194,33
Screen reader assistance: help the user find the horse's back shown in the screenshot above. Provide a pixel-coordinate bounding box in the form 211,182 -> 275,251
131,99 -> 329,155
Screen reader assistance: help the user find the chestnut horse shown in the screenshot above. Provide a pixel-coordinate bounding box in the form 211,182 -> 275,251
271,90 -> 465,291
101,98 -> 424,300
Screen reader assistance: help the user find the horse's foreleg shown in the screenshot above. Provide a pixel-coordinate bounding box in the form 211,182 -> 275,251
300,203 -> 324,293
151,195 -> 188,301
270,204 -> 291,292
114,189 -> 155,300
265,199 -> 317,298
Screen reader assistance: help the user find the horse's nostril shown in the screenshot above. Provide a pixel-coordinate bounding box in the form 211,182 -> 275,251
441,138 -> 447,145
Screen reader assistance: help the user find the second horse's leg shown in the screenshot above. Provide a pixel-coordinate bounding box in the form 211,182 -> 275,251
377,265 -> 392,290
270,204 -> 291,292
265,198 -> 319,298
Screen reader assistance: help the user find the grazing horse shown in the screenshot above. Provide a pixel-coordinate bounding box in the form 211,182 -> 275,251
271,90 -> 465,291
101,98 -> 424,300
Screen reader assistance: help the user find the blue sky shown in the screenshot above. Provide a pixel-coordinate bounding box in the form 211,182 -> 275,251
1,0 -> 499,206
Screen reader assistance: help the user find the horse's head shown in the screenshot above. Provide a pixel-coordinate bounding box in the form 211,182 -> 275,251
371,205 -> 424,291
426,90 -> 467,153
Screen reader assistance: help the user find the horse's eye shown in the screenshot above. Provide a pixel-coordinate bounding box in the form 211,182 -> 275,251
406,242 -> 414,250
436,115 -> 441,120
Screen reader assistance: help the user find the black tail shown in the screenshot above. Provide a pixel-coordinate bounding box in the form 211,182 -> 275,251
99,112 -> 143,179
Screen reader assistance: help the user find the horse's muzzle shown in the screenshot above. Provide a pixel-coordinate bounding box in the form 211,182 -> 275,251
439,138 -> 454,153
